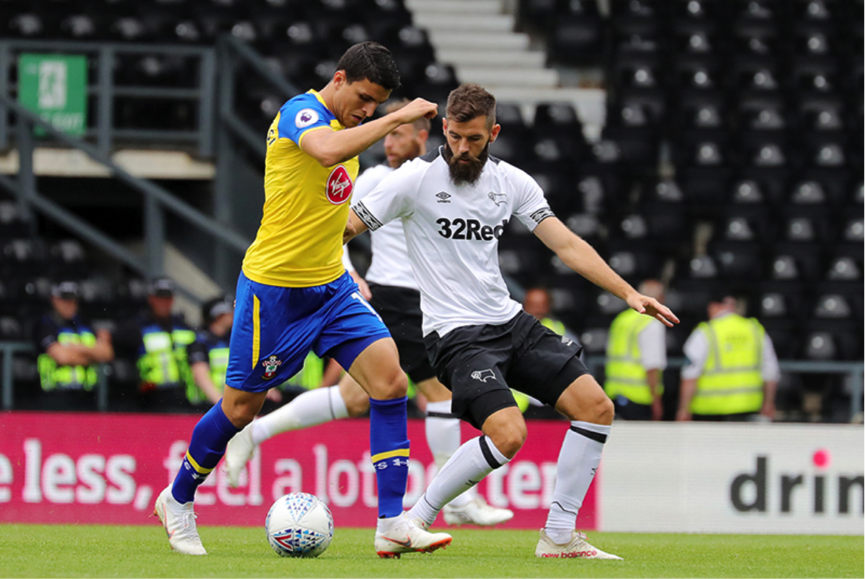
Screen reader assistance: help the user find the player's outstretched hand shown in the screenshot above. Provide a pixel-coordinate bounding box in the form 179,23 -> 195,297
627,293 -> 680,327
396,98 -> 438,122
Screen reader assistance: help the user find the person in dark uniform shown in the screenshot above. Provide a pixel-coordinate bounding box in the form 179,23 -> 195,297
113,277 -> 196,413
186,296 -> 234,411
34,280 -> 113,411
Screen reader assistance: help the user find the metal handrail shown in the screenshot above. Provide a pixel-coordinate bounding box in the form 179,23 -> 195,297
585,355 -> 864,422
0,94 -> 251,297
217,34 -> 299,160
0,341 -> 110,411
2,340 -> 862,418
0,39 -> 215,156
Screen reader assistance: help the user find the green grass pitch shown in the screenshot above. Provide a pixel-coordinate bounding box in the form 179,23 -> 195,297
0,524 -> 861,578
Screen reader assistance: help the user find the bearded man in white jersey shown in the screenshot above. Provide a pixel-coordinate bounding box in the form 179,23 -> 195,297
345,84 -> 679,559
224,99 -> 514,527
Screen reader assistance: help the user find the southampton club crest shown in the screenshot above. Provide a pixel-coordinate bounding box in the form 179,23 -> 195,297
262,355 -> 282,380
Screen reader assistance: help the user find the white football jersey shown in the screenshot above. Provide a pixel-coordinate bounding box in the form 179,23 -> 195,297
351,164 -> 419,290
354,147 -> 554,337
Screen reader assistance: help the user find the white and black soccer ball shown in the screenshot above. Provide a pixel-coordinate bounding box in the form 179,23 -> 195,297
265,492 -> 334,558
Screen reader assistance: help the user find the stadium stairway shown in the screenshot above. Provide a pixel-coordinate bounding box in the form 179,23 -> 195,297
407,0 -> 605,136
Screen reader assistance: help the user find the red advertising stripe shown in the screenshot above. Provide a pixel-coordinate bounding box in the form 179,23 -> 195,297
0,412 -> 596,530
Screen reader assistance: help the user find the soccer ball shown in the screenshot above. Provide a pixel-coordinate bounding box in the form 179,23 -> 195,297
265,492 -> 334,558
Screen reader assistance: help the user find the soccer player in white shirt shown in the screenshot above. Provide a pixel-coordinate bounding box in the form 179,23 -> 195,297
345,84 -> 679,559
224,100 -> 513,527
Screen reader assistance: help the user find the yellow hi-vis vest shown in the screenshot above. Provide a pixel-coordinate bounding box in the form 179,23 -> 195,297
691,314 -> 765,415
541,317 -> 566,336
138,328 -> 196,390
186,344 -> 230,405
38,330 -> 98,391
284,352 -> 325,390
604,309 -> 661,405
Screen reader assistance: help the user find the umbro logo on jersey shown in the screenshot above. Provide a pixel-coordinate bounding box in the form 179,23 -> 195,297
436,191 -> 451,203
488,192 -> 507,206
471,369 -> 496,382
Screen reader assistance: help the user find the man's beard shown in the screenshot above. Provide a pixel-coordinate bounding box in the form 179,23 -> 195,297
444,141 -> 489,186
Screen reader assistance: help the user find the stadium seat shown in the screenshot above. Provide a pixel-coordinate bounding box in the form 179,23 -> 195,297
768,243 -> 823,281
709,241 -> 765,281
779,207 -> 833,244
802,321 -> 862,361
750,280 -> 810,319
0,202 -> 32,240
610,0 -> 664,19
0,316 -> 23,340
678,167 -> 732,209
548,14 -> 605,66
495,103 -> 530,142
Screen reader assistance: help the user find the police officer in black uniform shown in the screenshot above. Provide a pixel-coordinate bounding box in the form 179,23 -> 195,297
113,277 -> 196,413
34,281 -> 114,411
186,296 -> 234,412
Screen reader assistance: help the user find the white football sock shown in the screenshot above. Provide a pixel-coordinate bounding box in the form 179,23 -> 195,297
251,386 -> 348,445
544,420 -> 610,544
409,436 -> 510,527
424,400 -> 473,508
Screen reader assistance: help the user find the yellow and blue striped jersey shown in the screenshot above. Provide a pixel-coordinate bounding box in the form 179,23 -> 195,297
242,90 -> 359,287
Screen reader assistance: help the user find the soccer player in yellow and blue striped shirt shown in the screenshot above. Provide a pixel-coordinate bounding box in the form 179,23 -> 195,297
154,42 -> 449,558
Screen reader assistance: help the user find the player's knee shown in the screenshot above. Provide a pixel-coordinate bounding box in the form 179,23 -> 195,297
375,370 -> 408,400
490,422 -> 527,459
222,403 -> 258,429
345,395 -> 370,417
594,395 -> 615,425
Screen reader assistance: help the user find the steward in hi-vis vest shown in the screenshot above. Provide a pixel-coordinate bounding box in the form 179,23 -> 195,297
678,294 -> 780,422
114,277 -> 196,413
604,280 -> 668,420
34,281 -> 114,411
187,296 -> 235,409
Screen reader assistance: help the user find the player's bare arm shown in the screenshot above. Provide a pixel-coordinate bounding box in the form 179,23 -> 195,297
301,99 -> 437,167
344,209 -> 369,244
533,216 -> 679,327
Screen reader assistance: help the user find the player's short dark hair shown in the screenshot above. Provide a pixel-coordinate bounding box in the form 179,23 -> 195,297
384,98 -> 431,132
446,83 -> 496,129
337,41 -> 400,91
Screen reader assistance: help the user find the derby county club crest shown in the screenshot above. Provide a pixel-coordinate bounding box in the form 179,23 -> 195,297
261,355 -> 282,380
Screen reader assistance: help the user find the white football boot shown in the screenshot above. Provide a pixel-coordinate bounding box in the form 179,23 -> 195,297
224,423 -> 255,488
442,497 -> 514,527
374,513 -> 453,559
153,486 -> 207,555
535,529 -> 622,560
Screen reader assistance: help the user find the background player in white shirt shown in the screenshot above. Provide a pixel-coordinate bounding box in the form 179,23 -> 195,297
345,84 -> 679,559
225,100 -> 513,526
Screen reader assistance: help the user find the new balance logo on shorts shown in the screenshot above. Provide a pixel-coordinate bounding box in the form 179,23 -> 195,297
471,369 -> 496,382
